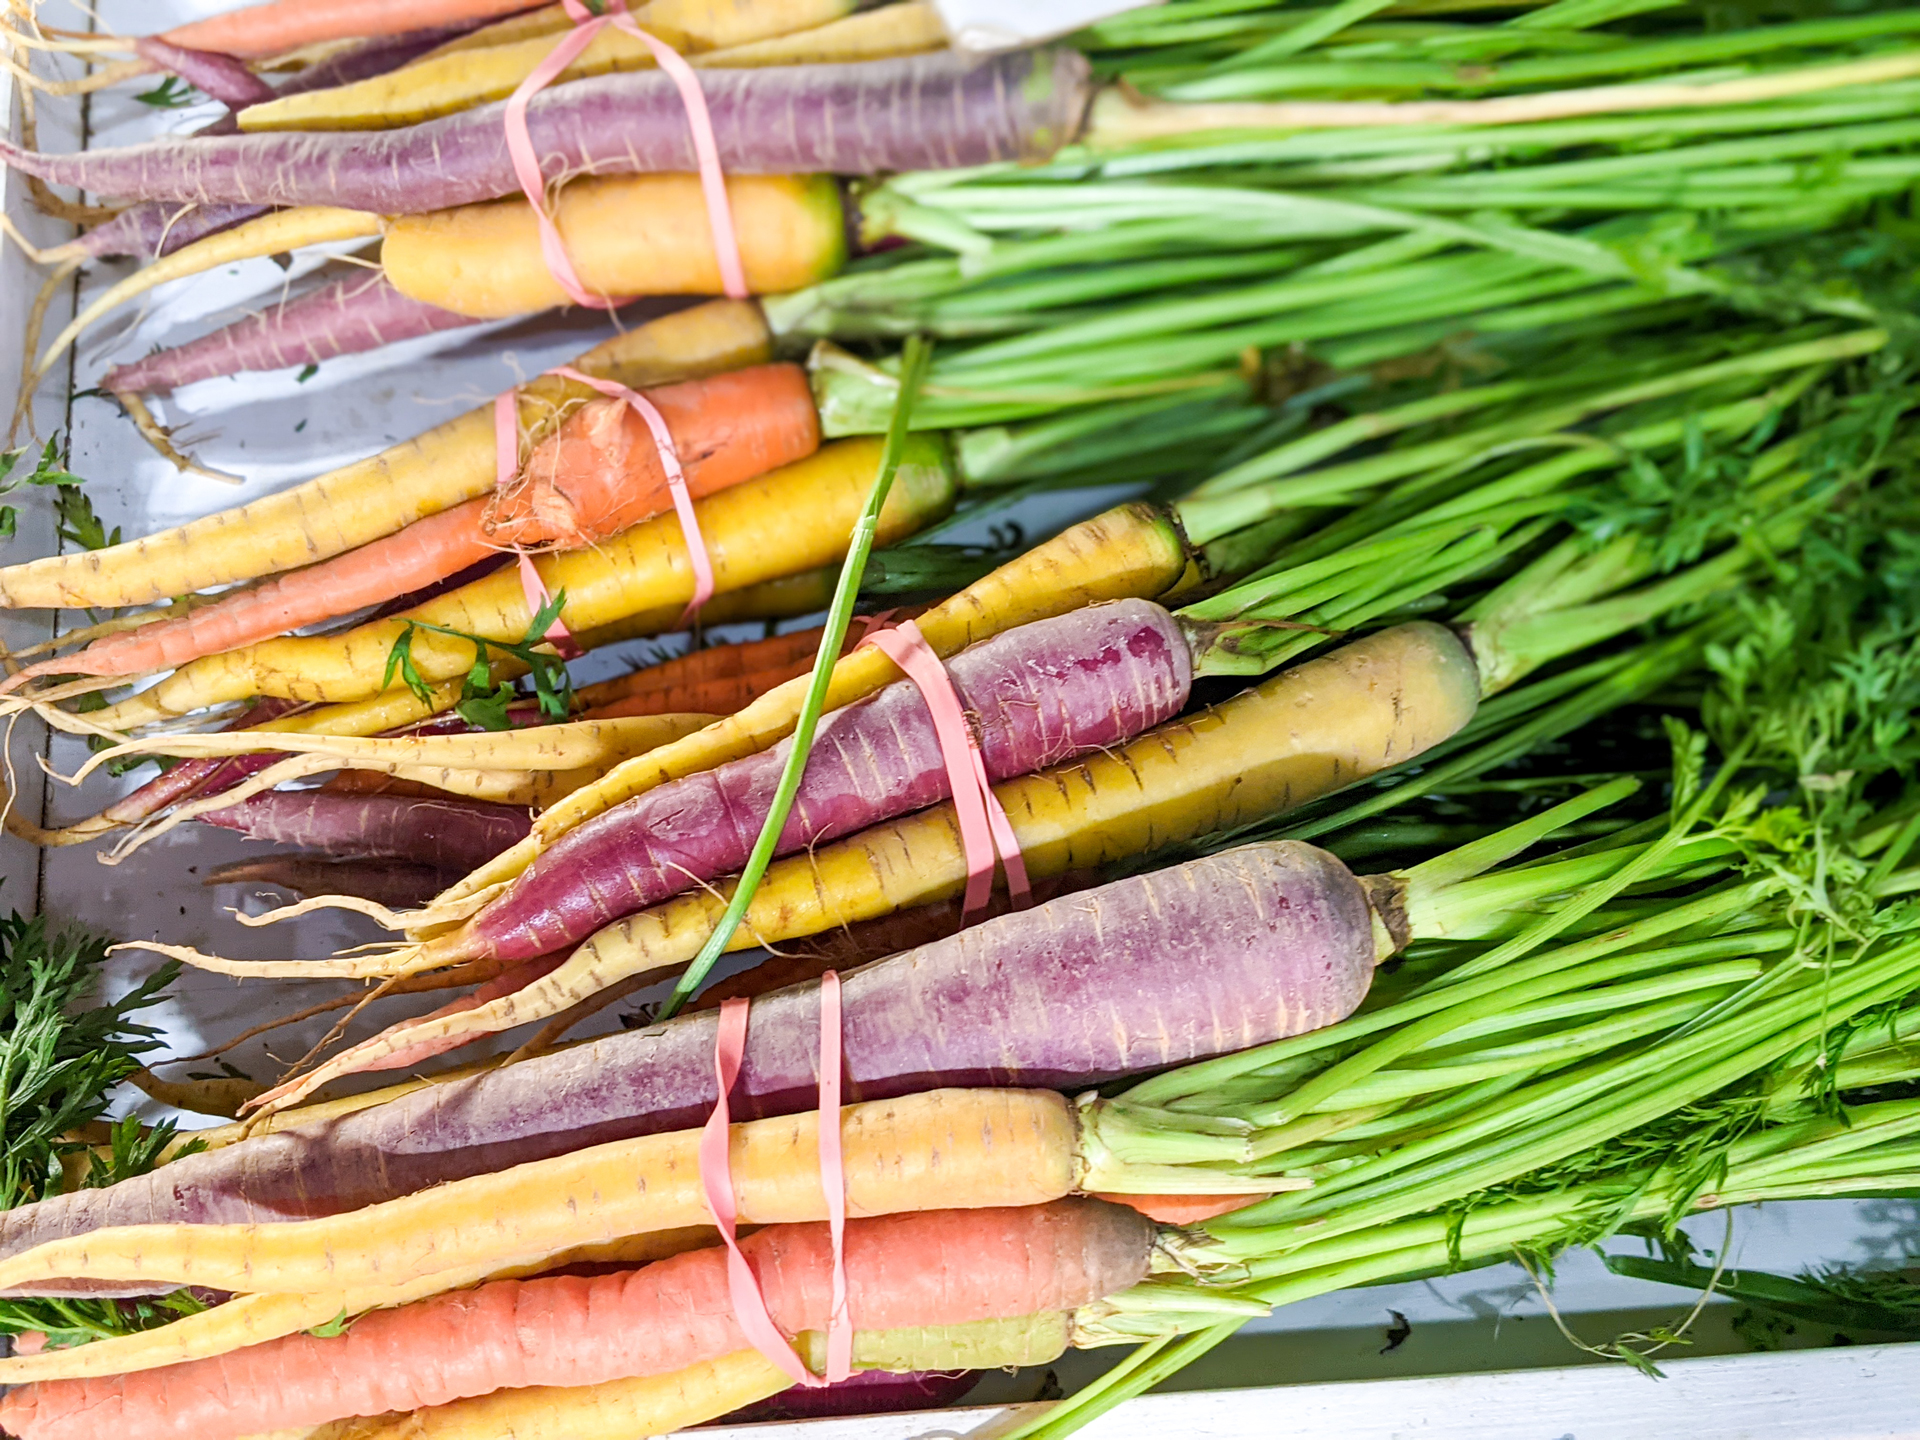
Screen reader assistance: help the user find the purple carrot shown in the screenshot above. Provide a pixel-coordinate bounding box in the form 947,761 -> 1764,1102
61,23 -> 485,260
65,201 -> 270,262
0,840 -> 1380,1294
445,598 -> 1191,965
203,854 -> 463,909
131,38 -> 275,109
98,696 -> 302,825
198,790 -> 532,870
0,50 -> 1092,211
103,271 -> 485,394
691,871 -> 1103,1010
727,1370 -> 980,1424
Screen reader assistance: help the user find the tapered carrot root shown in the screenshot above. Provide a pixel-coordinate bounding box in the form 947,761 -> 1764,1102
438,501 -> 1198,910
0,1089 -> 1079,1295
381,174 -> 846,319
241,0 -> 856,130
84,715 -> 715,865
0,299 -> 771,611
158,0 -> 540,60
7,363 -> 817,686
0,1227 -> 720,1387
31,208 -> 384,387
103,272 -> 483,397
339,1317 -> 1073,1440
87,437 -> 952,723
396,600 -> 1191,978
199,792 -> 532,873
0,1203 -> 1146,1440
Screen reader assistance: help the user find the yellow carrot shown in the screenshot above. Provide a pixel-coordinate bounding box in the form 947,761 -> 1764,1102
87,436 -> 949,723
340,1318 -> 1072,1440
240,0 -> 857,130
248,566 -> 839,742
0,300 -> 770,611
689,2 -> 946,67
381,174 -> 845,319
0,1089 -> 1077,1294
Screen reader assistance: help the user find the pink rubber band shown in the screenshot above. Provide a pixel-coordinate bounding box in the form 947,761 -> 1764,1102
548,364 -> 715,623
495,391 -> 583,658
699,973 -> 851,1386
860,619 -> 1031,920
503,0 -> 748,308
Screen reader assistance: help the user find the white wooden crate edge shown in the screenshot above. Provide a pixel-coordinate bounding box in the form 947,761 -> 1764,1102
699,1342 -> 1920,1440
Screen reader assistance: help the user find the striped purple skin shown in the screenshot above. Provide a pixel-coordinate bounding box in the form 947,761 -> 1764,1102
132,38 -> 274,109
474,597 -> 1193,961
0,841 -> 1375,1295
199,790 -> 531,870
70,23 -> 488,258
71,200 -> 268,260
104,272 -> 484,394
0,49 -> 1092,211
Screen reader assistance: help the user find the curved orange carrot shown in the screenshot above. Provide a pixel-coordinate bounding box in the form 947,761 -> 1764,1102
0,1201 -> 1151,1440
1,364 -> 818,693
485,362 -> 818,548
159,0 -> 539,61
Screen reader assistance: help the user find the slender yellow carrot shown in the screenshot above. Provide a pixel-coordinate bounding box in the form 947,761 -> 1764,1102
252,567 -> 840,741
381,174 -> 845,318
240,0 -> 857,130
0,299 -> 771,611
437,502 -> 1199,908
690,2 -> 946,67
85,437 -> 950,723
0,1089 -> 1077,1294
336,1318 -> 1072,1440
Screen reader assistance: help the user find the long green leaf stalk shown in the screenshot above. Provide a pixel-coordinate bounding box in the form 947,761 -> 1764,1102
653,339 -> 934,1020
1010,395 -> 1920,1437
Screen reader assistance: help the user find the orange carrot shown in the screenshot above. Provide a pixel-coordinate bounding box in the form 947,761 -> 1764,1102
0,1201 -> 1152,1440
1090,1193 -> 1269,1225
2,364 -> 817,692
572,625 -> 830,713
572,608 -> 926,720
321,773 -> 468,801
159,0 -> 540,61
580,665 -> 816,723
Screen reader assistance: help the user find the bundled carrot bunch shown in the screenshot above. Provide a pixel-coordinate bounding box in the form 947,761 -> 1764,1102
0,0 -> 1918,1435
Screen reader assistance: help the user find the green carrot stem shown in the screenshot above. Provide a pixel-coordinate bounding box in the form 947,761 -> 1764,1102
654,337 -> 932,1020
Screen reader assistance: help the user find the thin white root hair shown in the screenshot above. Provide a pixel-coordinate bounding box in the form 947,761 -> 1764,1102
400,882 -> 509,937
231,893 -> 424,930
108,938 -> 434,980
10,255 -> 80,443
117,392 -> 246,483
98,753 -> 337,863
